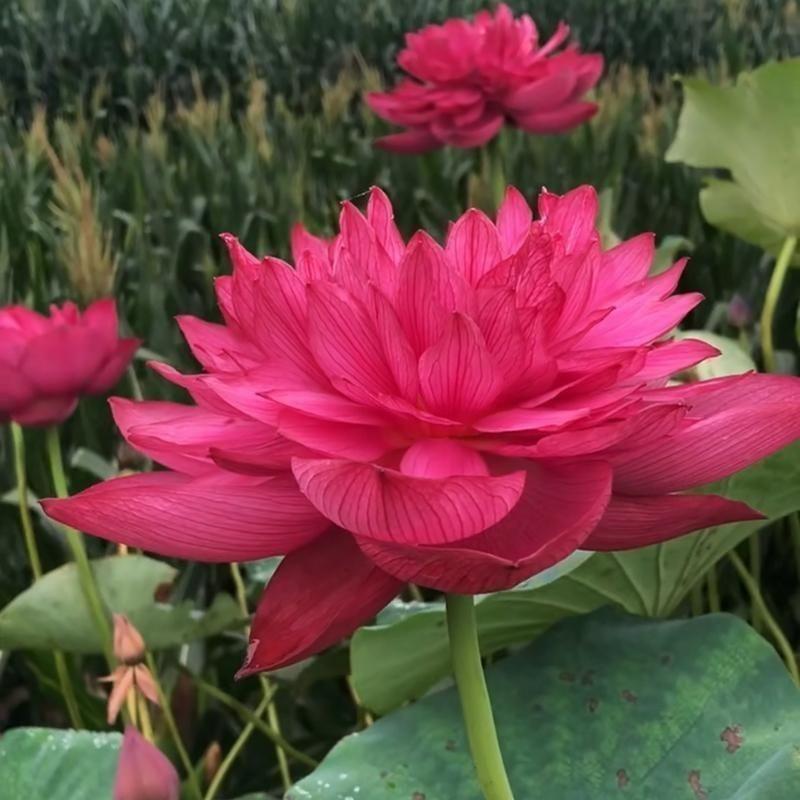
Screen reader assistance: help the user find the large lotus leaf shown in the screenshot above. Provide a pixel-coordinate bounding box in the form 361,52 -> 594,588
666,59 -> 800,256
0,728 -> 268,800
295,610 -> 800,800
352,443 -> 800,713
0,555 -> 245,653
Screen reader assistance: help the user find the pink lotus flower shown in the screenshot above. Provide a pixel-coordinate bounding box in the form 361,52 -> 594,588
0,299 -> 139,427
367,4 -> 603,153
114,727 -> 180,800
43,186 -> 800,674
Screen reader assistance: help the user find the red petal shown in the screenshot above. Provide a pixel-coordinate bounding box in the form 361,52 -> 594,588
42,472 -> 328,561
357,460 -> 612,593
238,530 -> 401,673
584,493 -> 762,550
445,208 -> 503,285
292,457 -> 525,545
373,129 -> 442,154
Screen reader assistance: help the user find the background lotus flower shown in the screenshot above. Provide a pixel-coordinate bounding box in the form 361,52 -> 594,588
367,3 -> 603,153
44,185 -> 800,676
0,298 -> 139,427
114,726 -> 180,800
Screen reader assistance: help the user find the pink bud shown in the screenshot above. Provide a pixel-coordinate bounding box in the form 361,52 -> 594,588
112,613 -> 146,665
114,727 -> 180,800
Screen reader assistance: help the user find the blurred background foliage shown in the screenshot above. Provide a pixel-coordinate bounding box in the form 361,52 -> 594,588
1,2 -> 799,794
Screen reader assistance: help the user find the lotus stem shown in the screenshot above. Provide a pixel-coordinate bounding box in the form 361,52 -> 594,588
446,593 -> 515,800
203,694 -> 270,800
760,235 -> 797,373
144,652 -> 203,800
189,672 -> 316,768
230,562 -> 292,788
11,422 -> 83,727
729,551 -> 799,686
45,426 -> 113,665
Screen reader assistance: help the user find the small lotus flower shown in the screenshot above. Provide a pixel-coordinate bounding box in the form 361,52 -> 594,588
0,298 -> 139,427
114,726 -> 180,800
102,614 -> 159,724
367,3 -> 603,152
44,186 -> 800,677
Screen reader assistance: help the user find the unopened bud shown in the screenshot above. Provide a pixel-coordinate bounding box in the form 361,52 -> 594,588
113,614 -> 146,665
114,727 -> 180,800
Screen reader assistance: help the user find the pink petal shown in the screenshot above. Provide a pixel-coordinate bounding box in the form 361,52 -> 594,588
12,395 -> 78,427
515,101 -> 598,134
19,326 -> 107,395
595,233 -> 655,299
584,493 -> 763,550
538,185 -> 599,254
418,313 -> 503,420
367,187 -> 405,265
42,472 -> 328,561
114,726 -> 180,800
366,285 -> 419,399
176,315 -> 261,372
290,223 -> 331,269
432,110 -> 504,148
81,298 -> 119,347
277,410 -> 394,461
373,129 -> 442,154
400,439 -> 489,478
84,338 -> 140,395
614,375 -> 800,494
634,338 -> 720,383
357,460 -> 612,593
292,457 -> 525,545
111,397 -> 276,475
238,530 -> 401,674
496,186 -> 532,256
306,281 -> 397,395
253,256 -> 327,383
504,71 -> 577,113
445,208 -> 503,285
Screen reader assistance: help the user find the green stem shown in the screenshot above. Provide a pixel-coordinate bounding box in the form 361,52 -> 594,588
760,235 -> 798,373
203,695 -> 270,800
790,513 -> 800,582
11,423 -> 83,727
445,594 -> 514,800
190,672 -> 316,768
229,562 -> 292,789
748,534 -> 763,632
706,564 -> 721,614
45,426 -> 113,665
11,423 -> 43,579
729,551 -> 799,686
144,653 -> 203,800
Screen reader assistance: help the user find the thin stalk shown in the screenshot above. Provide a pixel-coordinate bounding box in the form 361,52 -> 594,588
789,513 -> 800,582
12,423 -> 82,727
729,551 -> 799,686
190,672 -> 316,768
203,695 -> 270,800
45,426 -> 113,665
445,594 -> 514,800
690,582 -> 704,616
760,236 -> 798,372
145,652 -> 203,800
11,423 -> 43,579
748,535 -> 763,632
138,692 -> 154,742
706,564 -> 721,614
230,562 -> 292,789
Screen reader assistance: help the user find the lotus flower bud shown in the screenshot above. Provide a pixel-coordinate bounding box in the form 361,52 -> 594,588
112,613 -> 146,666
114,727 -> 180,800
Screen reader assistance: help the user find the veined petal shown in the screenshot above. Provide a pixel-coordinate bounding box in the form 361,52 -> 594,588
292,457 -> 525,545
614,375 -> 800,493
496,186 -> 532,256
445,208 -> 503,285
584,493 -> 762,550
418,313 -> 503,420
357,460 -> 612,593
238,530 -> 402,674
42,472 -> 328,561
